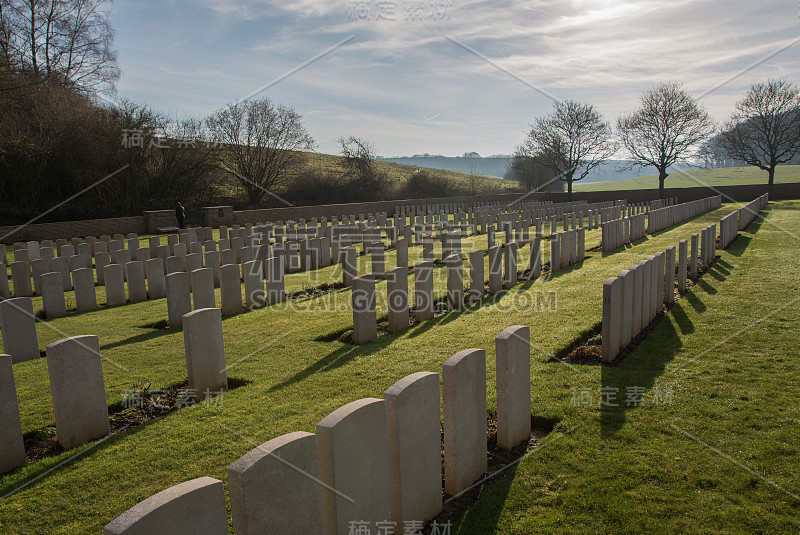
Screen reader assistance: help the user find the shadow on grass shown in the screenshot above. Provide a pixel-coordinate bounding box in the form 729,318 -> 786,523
1,423 -> 152,498
449,465 -> 518,534
100,328 -> 174,351
600,273 -> 718,436
405,293 -> 500,340
267,342 -> 382,393
2,375 -> 252,496
600,316 -> 683,437
684,290 -> 706,313
671,301 -> 695,335
695,277 -> 718,295
705,260 -> 729,282
600,235 -> 650,258
540,262 -> 581,281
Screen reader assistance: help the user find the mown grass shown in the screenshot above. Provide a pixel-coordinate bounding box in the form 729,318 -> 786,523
451,201 -> 800,533
1,201 -> 797,534
575,164 -> 800,191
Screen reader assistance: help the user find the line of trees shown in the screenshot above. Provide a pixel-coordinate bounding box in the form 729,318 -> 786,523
3,3 -> 799,220
515,80 -> 800,199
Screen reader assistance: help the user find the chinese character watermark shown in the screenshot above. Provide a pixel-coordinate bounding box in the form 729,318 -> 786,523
348,1 -> 452,22
121,130 -> 217,150
570,386 -> 675,408
346,520 -> 451,535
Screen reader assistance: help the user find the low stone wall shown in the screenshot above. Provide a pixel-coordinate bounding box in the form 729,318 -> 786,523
1,182 -> 793,245
0,216 -> 144,245
542,182 -> 800,204
231,193 -> 524,226
143,210 -> 176,233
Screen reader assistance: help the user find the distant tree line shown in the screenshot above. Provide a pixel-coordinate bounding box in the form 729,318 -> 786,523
2,2 -> 799,222
513,80 -> 800,199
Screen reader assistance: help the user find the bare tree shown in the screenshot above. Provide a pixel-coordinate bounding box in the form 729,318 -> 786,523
617,83 -> 714,199
3,0 -> 119,93
207,98 -> 315,205
521,100 -> 615,200
338,136 -> 388,199
505,150 -> 562,192
339,136 -> 377,180
463,151 -> 480,194
717,79 -> 800,196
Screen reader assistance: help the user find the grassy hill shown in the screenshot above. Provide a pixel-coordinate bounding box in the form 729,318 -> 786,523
215,151 -> 521,202
303,152 -> 519,193
574,165 -> 800,192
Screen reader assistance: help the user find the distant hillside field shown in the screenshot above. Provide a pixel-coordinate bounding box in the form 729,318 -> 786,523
378,156 -> 513,178
378,156 -> 696,184
574,165 -> 800,191
212,150 -> 521,202
301,152 -> 520,192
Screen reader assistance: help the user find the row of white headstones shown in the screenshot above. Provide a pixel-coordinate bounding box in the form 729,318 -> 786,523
100,324 -> 533,535
601,194 -> 769,362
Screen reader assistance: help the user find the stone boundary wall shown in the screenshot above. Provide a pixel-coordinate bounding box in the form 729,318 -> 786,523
143,210 -> 176,232
231,193 -> 524,226
2,182 -> 795,244
0,217 -> 144,245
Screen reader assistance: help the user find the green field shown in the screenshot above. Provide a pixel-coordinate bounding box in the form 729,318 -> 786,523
575,165 -> 800,192
1,201 -> 798,534
305,152 -> 519,193
212,150 -> 520,200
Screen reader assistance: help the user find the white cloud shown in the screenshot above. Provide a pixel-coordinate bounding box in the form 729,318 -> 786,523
113,0 -> 800,155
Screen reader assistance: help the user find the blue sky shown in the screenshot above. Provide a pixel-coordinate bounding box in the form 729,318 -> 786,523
110,0 -> 800,157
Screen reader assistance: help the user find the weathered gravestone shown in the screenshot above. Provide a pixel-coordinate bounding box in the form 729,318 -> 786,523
227,432 -> 323,535
166,272 -> 191,328
182,308 -> 228,401
0,297 -> 40,363
46,335 -> 110,449
191,268 -> 215,310
126,261 -> 147,303
351,275 -> 377,344
103,477 -> 228,535
317,398 -> 391,535
0,354 -> 26,474
386,267 -> 409,333
414,261 -> 434,322
146,258 -> 166,299
219,264 -> 242,315
10,261 -> 32,297
41,272 -> 66,319
443,348 -> 487,496
73,268 -> 97,312
384,372 -> 443,527
468,250 -> 484,304
495,326 -> 531,450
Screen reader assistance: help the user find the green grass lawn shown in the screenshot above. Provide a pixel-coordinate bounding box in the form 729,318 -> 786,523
1,201 -> 798,534
575,164 -> 800,192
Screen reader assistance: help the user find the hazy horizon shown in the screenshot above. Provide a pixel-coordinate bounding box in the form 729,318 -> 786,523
111,0 -> 799,156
